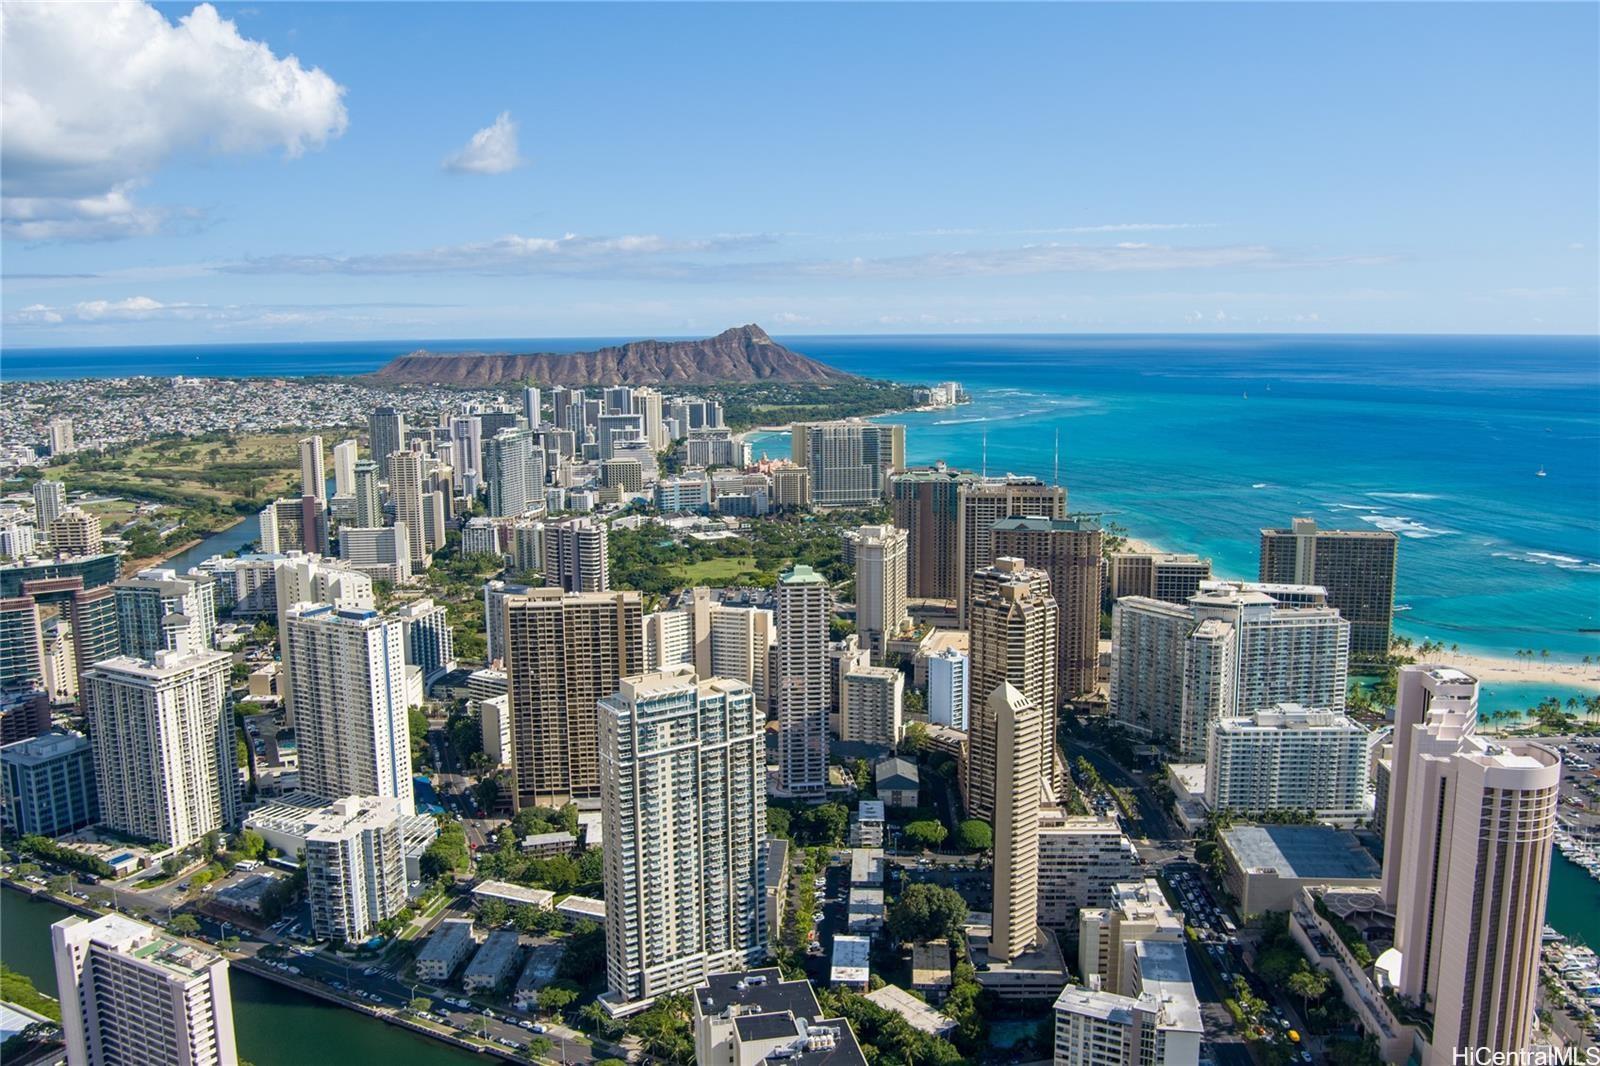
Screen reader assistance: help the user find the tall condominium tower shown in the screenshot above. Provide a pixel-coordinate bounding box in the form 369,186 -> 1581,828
273,556 -> 373,724
992,514 -> 1103,700
853,524 -> 909,659
776,564 -> 829,798
687,588 -> 776,712
283,604 -> 414,815
368,407 -> 406,480
1380,664 -> 1478,902
521,386 -> 542,428
503,589 -> 643,808
889,465 -> 975,600
927,646 -> 970,730
790,420 -> 905,507
840,665 -> 904,748
955,476 -> 1066,625
967,557 -> 1057,821
990,683 -> 1045,964
1108,551 -> 1213,605
298,435 -> 326,502
113,567 -> 218,659
53,913 -> 239,1066
1110,582 -> 1349,760
81,649 -> 237,848
1259,517 -> 1398,659
353,459 -> 383,528
1204,704 -> 1370,823
599,668 -> 766,1007
1384,666 -> 1559,1064
449,415 -> 483,493
33,478 -> 66,529
304,795 -> 409,944
332,439 -> 359,498
544,516 -> 609,592
387,450 -> 431,567
484,428 -> 543,518
47,417 -> 75,455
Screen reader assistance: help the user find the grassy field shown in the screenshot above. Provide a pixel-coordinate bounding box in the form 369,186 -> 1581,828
669,554 -> 764,585
59,432 -> 305,505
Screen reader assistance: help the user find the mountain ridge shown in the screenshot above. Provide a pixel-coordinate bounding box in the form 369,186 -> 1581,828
367,324 -> 858,387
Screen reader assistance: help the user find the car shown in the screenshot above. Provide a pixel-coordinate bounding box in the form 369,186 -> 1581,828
519,1021 -> 534,1030
529,1024 -> 547,1034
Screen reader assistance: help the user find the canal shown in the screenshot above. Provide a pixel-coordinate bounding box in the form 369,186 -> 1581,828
161,516 -> 260,573
2,889 -> 479,1065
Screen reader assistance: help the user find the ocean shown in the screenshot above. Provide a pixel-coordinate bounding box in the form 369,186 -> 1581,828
6,332 -> 1598,662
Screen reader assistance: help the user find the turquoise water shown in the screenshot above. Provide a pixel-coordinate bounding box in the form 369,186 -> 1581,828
8,333 -> 1598,660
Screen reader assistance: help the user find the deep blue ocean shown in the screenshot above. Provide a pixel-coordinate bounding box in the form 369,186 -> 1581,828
6,333 -> 1598,663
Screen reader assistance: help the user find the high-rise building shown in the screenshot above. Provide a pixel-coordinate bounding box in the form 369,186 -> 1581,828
992,515 -> 1103,701
482,579 -> 535,665
53,913 -> 239,1066
48,508 -> 104,557
955,476 -> 1066,625
299,435 -> 326,502
388,450 -> 432,567
1077,878 -> 1184,995
338,525 -> 411,584
81,649 -> 237,848
256,497 -> 326,556
2,730 -> 99,837
1204,704 -> 1369,823
790,420 -> 905,508
114,568 -> 217,659
1053,939 -> 1201,1066
395,597 -> 455,682
853,524 -> 909,659
927,646 -> 970,730
369,407 -> 406,480
272,556 -> 374,722
46,417 -> 75,456
1108,551 -> 1212,605
1383,665 -> 1559,1063
1037,812 -> 1144,929
332,439 -> 359,499
521,386 -> 542,429
840,666 -> 904,748
283,604 -> 414,815
503,589 -> 642,808
776,565 -> 829,799
485,427 -> 544,518
1259,517 -> 1399,659
688,588 -> 776,712
0,566 -> 120,700
543,516 -> 608,592
33,479 -> 66,529
967,557 -> 1058,821
770,466 -> 810,509
449,415 -> 484,494
304,795 -> 409,944
0,595 -> 45,691
1110,582 -> 1350,760
890,465 -> 974,601
352,459 -> 383,528
599,668 -> 766,1007
643,608 -> 695,670
990,683 -> 1045,964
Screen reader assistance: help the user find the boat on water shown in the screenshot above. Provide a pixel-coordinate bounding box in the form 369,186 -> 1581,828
1537,466 -> 1548,478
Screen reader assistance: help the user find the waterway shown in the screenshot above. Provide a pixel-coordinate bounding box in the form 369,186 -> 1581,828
1,888 -> 479,1065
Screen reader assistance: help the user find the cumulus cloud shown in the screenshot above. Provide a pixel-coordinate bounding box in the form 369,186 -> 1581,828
1,1 -> 347,240
3,296 -> 454,329
443,112 -> 525,174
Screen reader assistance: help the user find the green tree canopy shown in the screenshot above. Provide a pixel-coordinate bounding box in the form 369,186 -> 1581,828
901,819 -> 947,851
886,882 -> 968,944
953,819 -> 992,852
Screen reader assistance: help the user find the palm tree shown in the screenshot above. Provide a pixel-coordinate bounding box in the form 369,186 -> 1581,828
1287,967 -> 1330,1012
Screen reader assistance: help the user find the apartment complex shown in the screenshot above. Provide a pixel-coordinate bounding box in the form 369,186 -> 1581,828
1036,813 -> 1144,929
543,516 -> 609,592
81,649 -> 237,848
790,420 -> 905,508
1078,879 -> 1185,996
283,604 -> 414,815
853,524 -> 909,659
1107,551 -> 1212,605
304,796 -> 409,944
503,588 -> 643,808
1052,939 -> 1201,1066
927,646 -> 969,730
889,464 -> 973,600
991,514 -> 1103,700
840,666 -> 904,749
598,669 -> 766,1009
954,476 -> 1066,624
990,683 -> 1045,965
1259,517 -> 1398,659
1,730 -> 99,837
114,568 -> 218,659
776,565 -> 829,799
1110,581 -> 1350,760
1204,704 -> 1370,822
1383,666 -> 1559,1064
967,557 -> 1058,822
53,913 -> 239,1066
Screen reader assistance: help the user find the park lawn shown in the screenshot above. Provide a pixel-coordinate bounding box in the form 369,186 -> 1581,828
77,498 -> 141,524
670,554 -> 764,585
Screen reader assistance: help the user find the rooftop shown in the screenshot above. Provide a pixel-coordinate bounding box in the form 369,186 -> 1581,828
1220,824 -> 1382,880
472,880 -> 555,908
875,756 -> 918,791
695,967 -> 821,1021
1132,939 -> 1203,1034
830,935 -> 872,985
863,985 -> 957,1036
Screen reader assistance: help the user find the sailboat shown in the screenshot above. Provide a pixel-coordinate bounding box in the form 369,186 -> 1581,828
1537,466 -> 1548,478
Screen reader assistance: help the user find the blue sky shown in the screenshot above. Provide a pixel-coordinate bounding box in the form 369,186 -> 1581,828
2,1 -> 1596,346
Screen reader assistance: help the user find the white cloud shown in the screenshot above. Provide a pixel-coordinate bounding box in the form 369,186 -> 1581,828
3,296 -> 458,328
443,112 -> 525,175
1,1 -> 347,240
